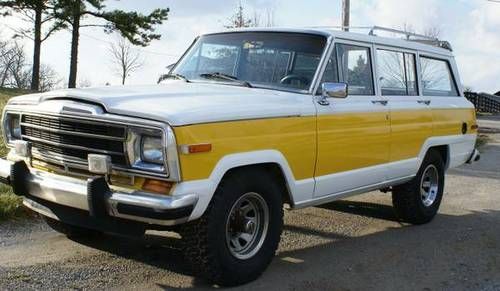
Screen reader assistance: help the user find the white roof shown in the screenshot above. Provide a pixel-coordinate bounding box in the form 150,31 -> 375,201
206,27 -> 454,57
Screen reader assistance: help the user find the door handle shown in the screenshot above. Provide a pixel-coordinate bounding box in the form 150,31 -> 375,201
372,100 -> 388,106
417,100 -> 431,105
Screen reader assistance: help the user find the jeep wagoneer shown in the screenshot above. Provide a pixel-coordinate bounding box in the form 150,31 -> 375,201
0,27 -> 480,286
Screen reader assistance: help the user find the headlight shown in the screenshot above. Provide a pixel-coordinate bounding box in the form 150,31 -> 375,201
4,113 -> 22,142
125,125 -> 180,181
141,136 -> 164,164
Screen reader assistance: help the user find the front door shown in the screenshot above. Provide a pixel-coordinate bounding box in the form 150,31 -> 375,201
314,41 -> 391,197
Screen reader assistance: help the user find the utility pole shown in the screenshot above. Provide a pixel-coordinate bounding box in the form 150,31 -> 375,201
342,0 -> 350,31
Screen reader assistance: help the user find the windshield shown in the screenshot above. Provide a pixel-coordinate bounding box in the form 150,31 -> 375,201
172,32 -> 327,92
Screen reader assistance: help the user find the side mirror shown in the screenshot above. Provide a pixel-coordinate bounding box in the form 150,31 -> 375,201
322,82 -> 348,99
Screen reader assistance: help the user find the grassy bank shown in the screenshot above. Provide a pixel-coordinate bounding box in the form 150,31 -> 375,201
0,88 -> 32,221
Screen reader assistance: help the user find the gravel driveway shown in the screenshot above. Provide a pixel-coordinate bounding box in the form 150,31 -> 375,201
1,135 -> 499,291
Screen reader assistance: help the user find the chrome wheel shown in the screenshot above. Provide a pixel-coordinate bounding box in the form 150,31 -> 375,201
420,164 -> 439,207
225,192 -> 269,260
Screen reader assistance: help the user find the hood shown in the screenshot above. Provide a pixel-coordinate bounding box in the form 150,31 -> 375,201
9,81 -> 315,126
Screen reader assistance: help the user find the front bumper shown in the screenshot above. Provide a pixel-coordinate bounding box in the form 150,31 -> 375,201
0,159 -> 197,227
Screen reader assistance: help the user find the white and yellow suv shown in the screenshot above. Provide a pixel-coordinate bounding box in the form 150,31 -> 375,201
0,27 -> 480,286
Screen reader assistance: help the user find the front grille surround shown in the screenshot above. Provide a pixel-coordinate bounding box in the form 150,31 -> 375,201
1,107 -> 182,183
3,111 -> 178,180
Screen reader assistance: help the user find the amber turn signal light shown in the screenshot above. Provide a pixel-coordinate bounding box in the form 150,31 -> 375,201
180,143 -> 212,154
142,179 -> 173,194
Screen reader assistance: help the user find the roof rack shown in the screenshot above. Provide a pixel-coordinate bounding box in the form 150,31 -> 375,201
310,25 -> 453,51
368,26 -> 453,51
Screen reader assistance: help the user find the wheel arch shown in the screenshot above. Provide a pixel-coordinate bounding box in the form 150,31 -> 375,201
181,150 -> 307,221
222,162 -> 294,206
427,145 -> 450,169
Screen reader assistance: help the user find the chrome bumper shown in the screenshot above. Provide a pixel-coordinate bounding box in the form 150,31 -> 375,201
0,159 -> 197,226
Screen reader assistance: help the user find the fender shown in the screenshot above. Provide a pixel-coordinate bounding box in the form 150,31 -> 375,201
386,133 -> 476,180
171,150 -> 314,221
417,134 -> 476,169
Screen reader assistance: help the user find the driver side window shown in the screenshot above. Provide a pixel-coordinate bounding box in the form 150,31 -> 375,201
319,43 -> 375,96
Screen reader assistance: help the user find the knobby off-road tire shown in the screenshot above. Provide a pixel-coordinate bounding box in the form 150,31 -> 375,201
392,149 -> 445,224
42,216 -> 101,238
180,168 -> 284,286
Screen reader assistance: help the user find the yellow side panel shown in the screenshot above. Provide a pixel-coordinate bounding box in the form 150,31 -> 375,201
174,117 -> 317,181
432,108 -> 477,136
315,111 -> 390,176
390,109 -> 433,162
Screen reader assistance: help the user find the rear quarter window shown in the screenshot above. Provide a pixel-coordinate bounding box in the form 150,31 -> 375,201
420,56 -> 459,97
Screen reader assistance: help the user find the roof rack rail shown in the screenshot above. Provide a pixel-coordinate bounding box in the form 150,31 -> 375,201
309,25 -> 453,51
368,26 -> 453,51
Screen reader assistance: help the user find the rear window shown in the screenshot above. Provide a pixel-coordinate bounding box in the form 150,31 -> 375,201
420,57 -> 458,96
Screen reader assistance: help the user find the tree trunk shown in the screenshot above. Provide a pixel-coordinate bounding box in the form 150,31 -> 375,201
68,5 -> 80,88
30,2 -> 42,91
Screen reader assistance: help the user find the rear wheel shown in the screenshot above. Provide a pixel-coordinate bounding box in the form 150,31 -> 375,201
392,150 -> 445,224
181,168 -> 284,286
42,216 -> 101,238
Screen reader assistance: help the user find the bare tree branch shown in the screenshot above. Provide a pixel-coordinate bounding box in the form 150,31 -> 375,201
108,37 -> 143,85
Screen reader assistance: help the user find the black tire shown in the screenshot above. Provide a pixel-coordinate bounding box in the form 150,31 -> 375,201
392,149 -> 445,225
180,168 -> 284,286
42,216 -> 101,238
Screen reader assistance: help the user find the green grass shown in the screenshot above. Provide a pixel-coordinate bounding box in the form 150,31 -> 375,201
0,88 -> 32,221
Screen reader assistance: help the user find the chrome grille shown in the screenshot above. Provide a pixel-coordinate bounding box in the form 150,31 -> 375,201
21,114 -> 128,166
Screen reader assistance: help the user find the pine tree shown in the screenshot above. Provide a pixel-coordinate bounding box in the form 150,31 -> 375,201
51,0 -> 169,88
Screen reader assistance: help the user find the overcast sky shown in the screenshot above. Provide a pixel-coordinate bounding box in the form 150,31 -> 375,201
1,0 -> 499,92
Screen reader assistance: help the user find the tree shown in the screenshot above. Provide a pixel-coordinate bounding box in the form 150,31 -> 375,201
0,37 -> 60,90
0,0 -> 65,91
0,40 -> 30,89
7,42 -> 30,88
38,63 -> 61,91
108,37 -> 143,85
52,0 -> 169,88
0,38 -> 16,86
225,1 -> 253,28
252,8 -> 275,27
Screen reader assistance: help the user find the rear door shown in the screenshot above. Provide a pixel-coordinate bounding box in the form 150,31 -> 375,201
374,46 -> 433,179
314,40 -> 391,197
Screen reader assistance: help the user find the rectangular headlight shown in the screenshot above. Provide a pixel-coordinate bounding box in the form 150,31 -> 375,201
4,113 -> 22,142
125,125 -> 180,181
141,135 -> 164,164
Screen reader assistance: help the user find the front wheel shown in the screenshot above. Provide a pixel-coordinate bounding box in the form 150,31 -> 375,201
392,150 -> 445,224
180,168 -> 284,286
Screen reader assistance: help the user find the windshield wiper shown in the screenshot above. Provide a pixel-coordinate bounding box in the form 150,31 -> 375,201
158,73 -> 190,83
199,72 -> 253,88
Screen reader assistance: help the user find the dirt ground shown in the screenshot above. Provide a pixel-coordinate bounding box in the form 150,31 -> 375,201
1,134 -> 499,291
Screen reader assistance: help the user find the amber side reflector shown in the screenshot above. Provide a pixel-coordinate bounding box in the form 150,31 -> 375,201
142,179 -> 173,194
471,124 -> 479,130
181,143 -> 212,154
